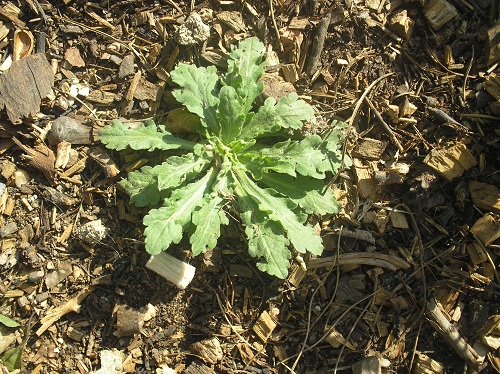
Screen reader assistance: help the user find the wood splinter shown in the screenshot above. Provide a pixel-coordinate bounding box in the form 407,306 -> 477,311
425,298 -> 485,372
36,286 -> 94,336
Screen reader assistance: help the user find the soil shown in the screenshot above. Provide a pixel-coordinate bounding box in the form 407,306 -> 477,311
0,1 -> 499,373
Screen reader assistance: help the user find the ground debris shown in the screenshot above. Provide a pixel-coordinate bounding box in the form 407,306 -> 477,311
0,53 -> 53,123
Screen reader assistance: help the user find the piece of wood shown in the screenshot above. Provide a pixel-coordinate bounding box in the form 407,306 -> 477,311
353,158 -> 379,198
484,73 -> 500,101
426,298 -> 482,371
305,11 -> 331,76
413,353 -> 444,374
470,213 -> 500,246
36,286 -> 94,336
424,142 -> 477,181
469,181 -> 500,214
478,315 -> 500,349
353,138 -> 388,160
0,53 -> 53,124
308,252 -> 410,271
281,63 -> 299,83
486,24 -> 500,66
325,328 -> 356,350
390,211 -> 409,229
466,242 -> 489,265
389,10 -> 414,40
252,310 -> 277,343
424,0 -> 458,31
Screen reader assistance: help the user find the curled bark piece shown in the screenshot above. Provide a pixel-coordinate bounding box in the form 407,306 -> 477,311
13,30 -> 34,61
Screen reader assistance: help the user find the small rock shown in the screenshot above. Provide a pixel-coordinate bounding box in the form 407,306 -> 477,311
76,219 -> 107,245
0,221 -> 18,238
118,54 -> 135,79
14,169 -> 31,188
51,116 -> 92,145
174,12 -> 210,45
28,269 -> 45,283
113,303 -> 156,337
93,349 -> 124,374
44,261 -> 73,290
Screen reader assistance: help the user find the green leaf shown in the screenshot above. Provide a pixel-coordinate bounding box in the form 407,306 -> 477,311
237,190 -> 291,278
2,346 -> 22,372
120,166 -> 161,207
261,173 -> 339,215
190,176 -> 230,256
99,120 -> 195,151
143,168 -> 217,255
171,64 -> 220,132
246,220 -> 291,279
239,93 -> 314,140
217,86 -> 246,144
153,151 -> 212,191
233,168 -> 323,255
241,135 -> 332,179
0,314 -> 20,328
225,37 -> 266,114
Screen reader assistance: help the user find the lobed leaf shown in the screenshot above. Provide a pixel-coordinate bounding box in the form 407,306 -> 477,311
225,38 -> 266,114
241,135 -> 332,179
153,151 -> 212,191
171,64 -> 220,133
233,168 -> 323,255
261,173 -> 339,215
239,93 -> 314,140
143,168 -> 217,255
99,119 -> 196,151
190,175 -> 230,256
120,166 -> 162,207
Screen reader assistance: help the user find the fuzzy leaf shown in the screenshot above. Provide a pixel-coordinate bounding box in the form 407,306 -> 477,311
217,85 -> 246,144
241,135 -> 332,179
246,220 -> 291,279
261,173 -> 339,215
120,166 -> 161,207
171,64 -> 220,132
239,93 -> 314,140
233,168 -> 323,255
143,169 -> 216,255
99,119 -> 195,151
153,151 -> 211,191
238,191 -> 291,278
190,176 -> 230,255
225,38 -> 266,113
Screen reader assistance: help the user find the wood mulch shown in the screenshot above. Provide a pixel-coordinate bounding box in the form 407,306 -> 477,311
0,0 -> 499,373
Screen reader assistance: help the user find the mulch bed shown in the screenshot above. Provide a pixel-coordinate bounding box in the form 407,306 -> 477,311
0,0 -> 499,373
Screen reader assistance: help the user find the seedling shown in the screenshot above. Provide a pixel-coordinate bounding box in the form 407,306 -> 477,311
100,37 -> 349,279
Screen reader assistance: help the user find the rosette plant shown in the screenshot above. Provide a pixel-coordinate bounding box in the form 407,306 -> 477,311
99,37 -> 348,279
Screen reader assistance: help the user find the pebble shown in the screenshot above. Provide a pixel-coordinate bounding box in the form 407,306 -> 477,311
14,169 -> 30,188
118,54 -> 135,79
174,12 -> 210,45
51,116 -> 92,145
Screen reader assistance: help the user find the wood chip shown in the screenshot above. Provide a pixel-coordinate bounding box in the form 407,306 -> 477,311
424,0 -> 458,31
190,337 -> 223,364
423,142 -> 477,181
470,213 -> 500,246
353,138 -> 388,160
469,181 -> 500,214
253,310 -> 278,343
484,73 -> 500,101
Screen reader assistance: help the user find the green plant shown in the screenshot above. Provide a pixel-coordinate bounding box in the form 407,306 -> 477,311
99,37 -> 349,278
